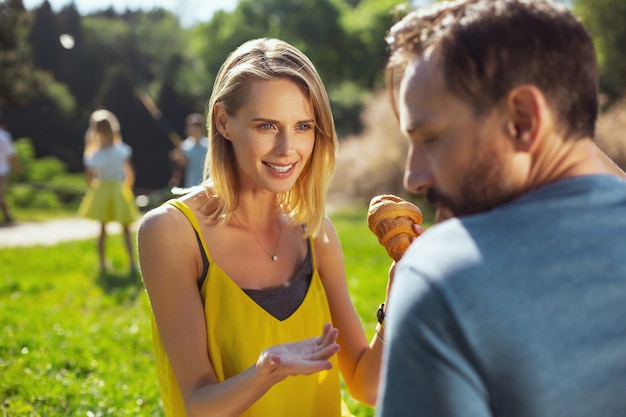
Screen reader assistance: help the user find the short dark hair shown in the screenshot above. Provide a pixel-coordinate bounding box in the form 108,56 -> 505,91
186,113 -> 204,126
386,0 -> 599,140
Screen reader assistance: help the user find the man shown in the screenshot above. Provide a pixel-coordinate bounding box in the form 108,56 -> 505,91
171,113 -> 209,188
0,114 -> 19,224
376,1 -> 626,416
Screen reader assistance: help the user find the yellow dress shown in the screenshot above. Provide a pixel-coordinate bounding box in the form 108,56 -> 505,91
78,143 -> 139,225
78,180 -> 138,224
151,200 -> 345,416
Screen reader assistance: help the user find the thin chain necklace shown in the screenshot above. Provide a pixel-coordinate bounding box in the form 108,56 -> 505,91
232,212 -> 282,262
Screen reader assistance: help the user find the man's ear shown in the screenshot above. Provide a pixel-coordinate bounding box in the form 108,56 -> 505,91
506,85 -> 549,153
213,102 -> 231,140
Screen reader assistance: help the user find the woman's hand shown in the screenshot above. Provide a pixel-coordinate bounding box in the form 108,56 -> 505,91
256,323 -> 340,380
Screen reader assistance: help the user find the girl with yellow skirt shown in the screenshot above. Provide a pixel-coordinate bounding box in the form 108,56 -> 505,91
78,109 -> 139,274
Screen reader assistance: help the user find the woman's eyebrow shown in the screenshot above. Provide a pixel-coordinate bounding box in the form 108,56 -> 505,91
250,117 -> 315,124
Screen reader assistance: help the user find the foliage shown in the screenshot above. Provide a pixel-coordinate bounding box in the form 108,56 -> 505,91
3,0 -> 414,191
329,81 -> 369,136
0,204 -> 426,416
595,97 -> 626,171
337,0 -> 408,89
0,239 -> 160,416
7,0 -> 623,196
7,138 -> 86,211
573,0 -> 626,101
193,0 -> 407,135
43,77 -> 76,117
0,0 -> 44,107
11,138 -> 63,182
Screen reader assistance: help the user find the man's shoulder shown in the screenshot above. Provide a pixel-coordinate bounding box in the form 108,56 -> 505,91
403,218 -> 483,270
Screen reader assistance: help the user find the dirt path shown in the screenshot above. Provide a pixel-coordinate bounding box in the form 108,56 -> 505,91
0,218 -> 138,248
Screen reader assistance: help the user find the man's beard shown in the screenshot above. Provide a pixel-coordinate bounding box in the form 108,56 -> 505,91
427,141 -> 519,218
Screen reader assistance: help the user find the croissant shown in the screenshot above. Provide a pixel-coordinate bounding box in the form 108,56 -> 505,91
367,194 -> 423,262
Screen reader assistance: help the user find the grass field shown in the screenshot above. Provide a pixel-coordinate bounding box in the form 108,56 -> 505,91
0,205 -> 418,416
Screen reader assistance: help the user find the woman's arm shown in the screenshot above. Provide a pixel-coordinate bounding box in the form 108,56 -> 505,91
83,167 -> 96,187
138,205 -> 339,417
315,216 -> 386,406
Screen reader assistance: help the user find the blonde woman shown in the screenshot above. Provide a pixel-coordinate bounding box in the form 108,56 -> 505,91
78,109 -> 139,273
138,38 -> 392,416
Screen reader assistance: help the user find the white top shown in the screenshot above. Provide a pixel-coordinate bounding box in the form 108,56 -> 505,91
0,127 -> 15,176
85,143 -> 132,181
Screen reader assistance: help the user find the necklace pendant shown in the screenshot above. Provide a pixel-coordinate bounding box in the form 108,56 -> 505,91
272,255 -> 278,262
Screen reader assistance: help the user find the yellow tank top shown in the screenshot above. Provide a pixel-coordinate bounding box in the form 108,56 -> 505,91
151,200 -> 346,416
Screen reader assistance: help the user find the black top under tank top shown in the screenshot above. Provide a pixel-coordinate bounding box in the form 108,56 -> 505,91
194,232 -> 313,321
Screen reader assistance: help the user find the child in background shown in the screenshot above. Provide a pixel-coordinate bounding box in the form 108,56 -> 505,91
175,113 -> 209,188
78,109 -> 139,274
0,114 -> 20,224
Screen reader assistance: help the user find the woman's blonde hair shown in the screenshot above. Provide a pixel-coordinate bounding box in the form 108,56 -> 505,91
84,109 -> 122,157
205,38 -> 337,238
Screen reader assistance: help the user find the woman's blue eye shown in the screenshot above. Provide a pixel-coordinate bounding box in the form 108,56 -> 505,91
297,123 -> 312,131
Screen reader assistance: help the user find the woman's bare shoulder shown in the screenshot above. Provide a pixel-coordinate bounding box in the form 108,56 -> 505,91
139,188 -> 214,233
138,201 -> 184,236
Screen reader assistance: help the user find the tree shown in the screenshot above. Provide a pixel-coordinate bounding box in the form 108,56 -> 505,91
10,0 -> 421,190
574,0 -> 626,102
27,0 -> 60,72
0,0 -> 42,107
338,0 -> 408,88
55,4 -> 91,108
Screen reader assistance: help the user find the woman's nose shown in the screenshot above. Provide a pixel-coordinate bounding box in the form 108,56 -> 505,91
275,130 -> 295,154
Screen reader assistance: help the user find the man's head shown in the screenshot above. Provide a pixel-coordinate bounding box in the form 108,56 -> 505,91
385,0 -> 600,217
185,113 -> 204,139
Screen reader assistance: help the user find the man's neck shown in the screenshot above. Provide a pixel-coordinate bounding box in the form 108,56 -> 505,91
528,137 -> 613,189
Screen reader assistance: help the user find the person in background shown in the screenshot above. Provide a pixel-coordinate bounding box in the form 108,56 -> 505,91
138,38 -> 395,417
0,113 -> 20,225
170,113 -> 209,188
78,109 -> 139,274
377,1 -> 626,416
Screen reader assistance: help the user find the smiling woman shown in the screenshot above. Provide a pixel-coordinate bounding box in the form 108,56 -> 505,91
213,78 -> 316,193
137,37 -> 391,417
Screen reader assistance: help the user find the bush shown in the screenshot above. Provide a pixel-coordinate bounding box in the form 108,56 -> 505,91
27,156 -> 67,182
330,91 -> 409,202
32,190 -> 63,210
596,97 -> 626,171
7,184 -> 63,210
7,184 -> 36,207
7,137 -> 86,212
329,81 -> 369,136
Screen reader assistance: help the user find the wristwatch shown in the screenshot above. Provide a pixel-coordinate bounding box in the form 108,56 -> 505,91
377,302 -> 385,328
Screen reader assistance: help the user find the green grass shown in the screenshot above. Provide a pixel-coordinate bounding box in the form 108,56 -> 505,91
0,237 -> 157,416
0,205 -> 413,416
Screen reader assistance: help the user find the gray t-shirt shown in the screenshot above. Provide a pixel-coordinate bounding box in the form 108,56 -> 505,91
377,175 -> 626,417
181,136 -> 208,187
